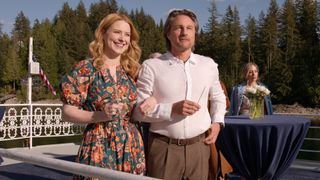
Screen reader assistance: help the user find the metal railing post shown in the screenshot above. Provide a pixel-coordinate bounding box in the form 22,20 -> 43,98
28,37 -> 33,149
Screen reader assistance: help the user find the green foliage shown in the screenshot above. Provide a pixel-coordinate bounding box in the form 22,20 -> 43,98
130,8 -> 165,61
0,22 -> 2,35
12,11 -> 31,78
32,76 -> 59,100
16,85 -> 27,103
73,1 -> 93,59
197,0 -> 222,63
0,34 -> 21,92
32,18 -> 59,89
218,6 -> 242,87
53,2 -> 92,75
88,0 -> 118,32
242,15 -> 258,63
308,67 -> 320,107
308,86 -> 320,107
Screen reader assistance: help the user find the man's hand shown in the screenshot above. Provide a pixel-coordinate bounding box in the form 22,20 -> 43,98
204,123 -> 221,145
172,100 -> 200,116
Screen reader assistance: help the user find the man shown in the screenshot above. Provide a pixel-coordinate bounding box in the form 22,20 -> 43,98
133,9 -> 226,180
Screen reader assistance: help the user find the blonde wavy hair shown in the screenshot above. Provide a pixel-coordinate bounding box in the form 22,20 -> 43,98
89,13 -> 141,80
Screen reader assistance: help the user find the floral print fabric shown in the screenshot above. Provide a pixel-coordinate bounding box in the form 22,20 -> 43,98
60,59 -> 145,179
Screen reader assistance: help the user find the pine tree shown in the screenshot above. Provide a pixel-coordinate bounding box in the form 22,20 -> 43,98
259,0 -> 281,92
88,0 -> 118,32
130,8 -> 164,61
0,22 -> 2,36
0,34 -> 7,90
32,18 -> 59,99
52,17 -> 72,75
12,11 -> 31,81
1,34 -> 21,93
0,27 -> 4,87
255,11 -> 267,76
53,3 -> 75,75
243,14 -> 257,63
53,2 -> 90,75
294,0 -> 320,106
220,5 -> 242,87
276,0 -> 299,102
74,1 -> 93,59
197,0 -> 222,67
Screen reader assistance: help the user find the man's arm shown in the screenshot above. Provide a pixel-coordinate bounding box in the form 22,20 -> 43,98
209,75 -> 227,124
133,63 -> 173,122
204,63 -> 227,144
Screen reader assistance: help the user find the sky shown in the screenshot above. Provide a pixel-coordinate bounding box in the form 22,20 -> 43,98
0,0 -> 288,35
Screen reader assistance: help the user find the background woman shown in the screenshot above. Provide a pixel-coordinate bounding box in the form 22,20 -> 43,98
229,62 -> 273,116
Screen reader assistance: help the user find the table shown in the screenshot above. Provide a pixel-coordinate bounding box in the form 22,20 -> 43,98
216,115 -> 310,180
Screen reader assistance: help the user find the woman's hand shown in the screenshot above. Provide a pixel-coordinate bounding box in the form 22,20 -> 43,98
103,103 -> 128,118
139,96 -> 157,115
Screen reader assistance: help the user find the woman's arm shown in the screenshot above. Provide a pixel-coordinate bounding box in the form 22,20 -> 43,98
62,104 -> 119,124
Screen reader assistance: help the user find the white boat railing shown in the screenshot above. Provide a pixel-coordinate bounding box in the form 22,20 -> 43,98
0,104 -> 84,148
0,104 -> 319,156
0,147 -> 159,180
274,113 -> 320,156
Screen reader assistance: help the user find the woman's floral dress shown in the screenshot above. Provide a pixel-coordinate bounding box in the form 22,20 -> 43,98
60,59 -> 145,179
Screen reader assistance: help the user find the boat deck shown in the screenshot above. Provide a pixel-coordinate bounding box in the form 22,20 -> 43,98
0,143 -> 319,180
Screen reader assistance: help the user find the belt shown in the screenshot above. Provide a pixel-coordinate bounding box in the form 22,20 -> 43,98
151,132 -> 206,146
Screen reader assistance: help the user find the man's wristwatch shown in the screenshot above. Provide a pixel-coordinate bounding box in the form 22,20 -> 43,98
217,122 -> 225,130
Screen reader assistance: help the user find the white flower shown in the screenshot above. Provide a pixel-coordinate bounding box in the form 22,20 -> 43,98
245,85 -> 271,97
263,88 -> 270,95
256,85 -> 266,92
246,86 -> 257,94
256,85 -> 270,96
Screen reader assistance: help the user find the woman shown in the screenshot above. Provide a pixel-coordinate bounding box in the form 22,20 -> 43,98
229,62 -> 273,116
60,13 -> 149,178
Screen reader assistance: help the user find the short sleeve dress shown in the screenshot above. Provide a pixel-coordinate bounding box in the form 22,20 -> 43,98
60,59 -> 145,178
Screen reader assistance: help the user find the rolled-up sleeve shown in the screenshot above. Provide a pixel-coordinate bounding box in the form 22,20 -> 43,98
133,63 -> 172,122
208,63 -> 226,123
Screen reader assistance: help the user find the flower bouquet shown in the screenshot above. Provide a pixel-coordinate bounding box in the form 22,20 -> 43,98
245,85 -> 270,119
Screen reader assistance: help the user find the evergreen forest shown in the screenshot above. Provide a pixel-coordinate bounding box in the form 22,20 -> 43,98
0,0 -> 319,107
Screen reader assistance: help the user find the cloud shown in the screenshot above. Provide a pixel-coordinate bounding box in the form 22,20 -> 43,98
0,19 -> 12,26
0,19 -> 14,34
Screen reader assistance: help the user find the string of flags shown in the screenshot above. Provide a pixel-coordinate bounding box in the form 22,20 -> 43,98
32,55 -> 57,96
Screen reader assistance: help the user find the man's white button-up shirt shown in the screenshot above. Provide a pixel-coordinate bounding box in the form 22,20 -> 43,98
133,52 -> 226,139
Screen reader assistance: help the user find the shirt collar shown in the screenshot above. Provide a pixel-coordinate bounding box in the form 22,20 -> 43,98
166,52 -> 197,65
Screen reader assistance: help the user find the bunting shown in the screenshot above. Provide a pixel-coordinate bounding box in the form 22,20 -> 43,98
32,55 -> 57,96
